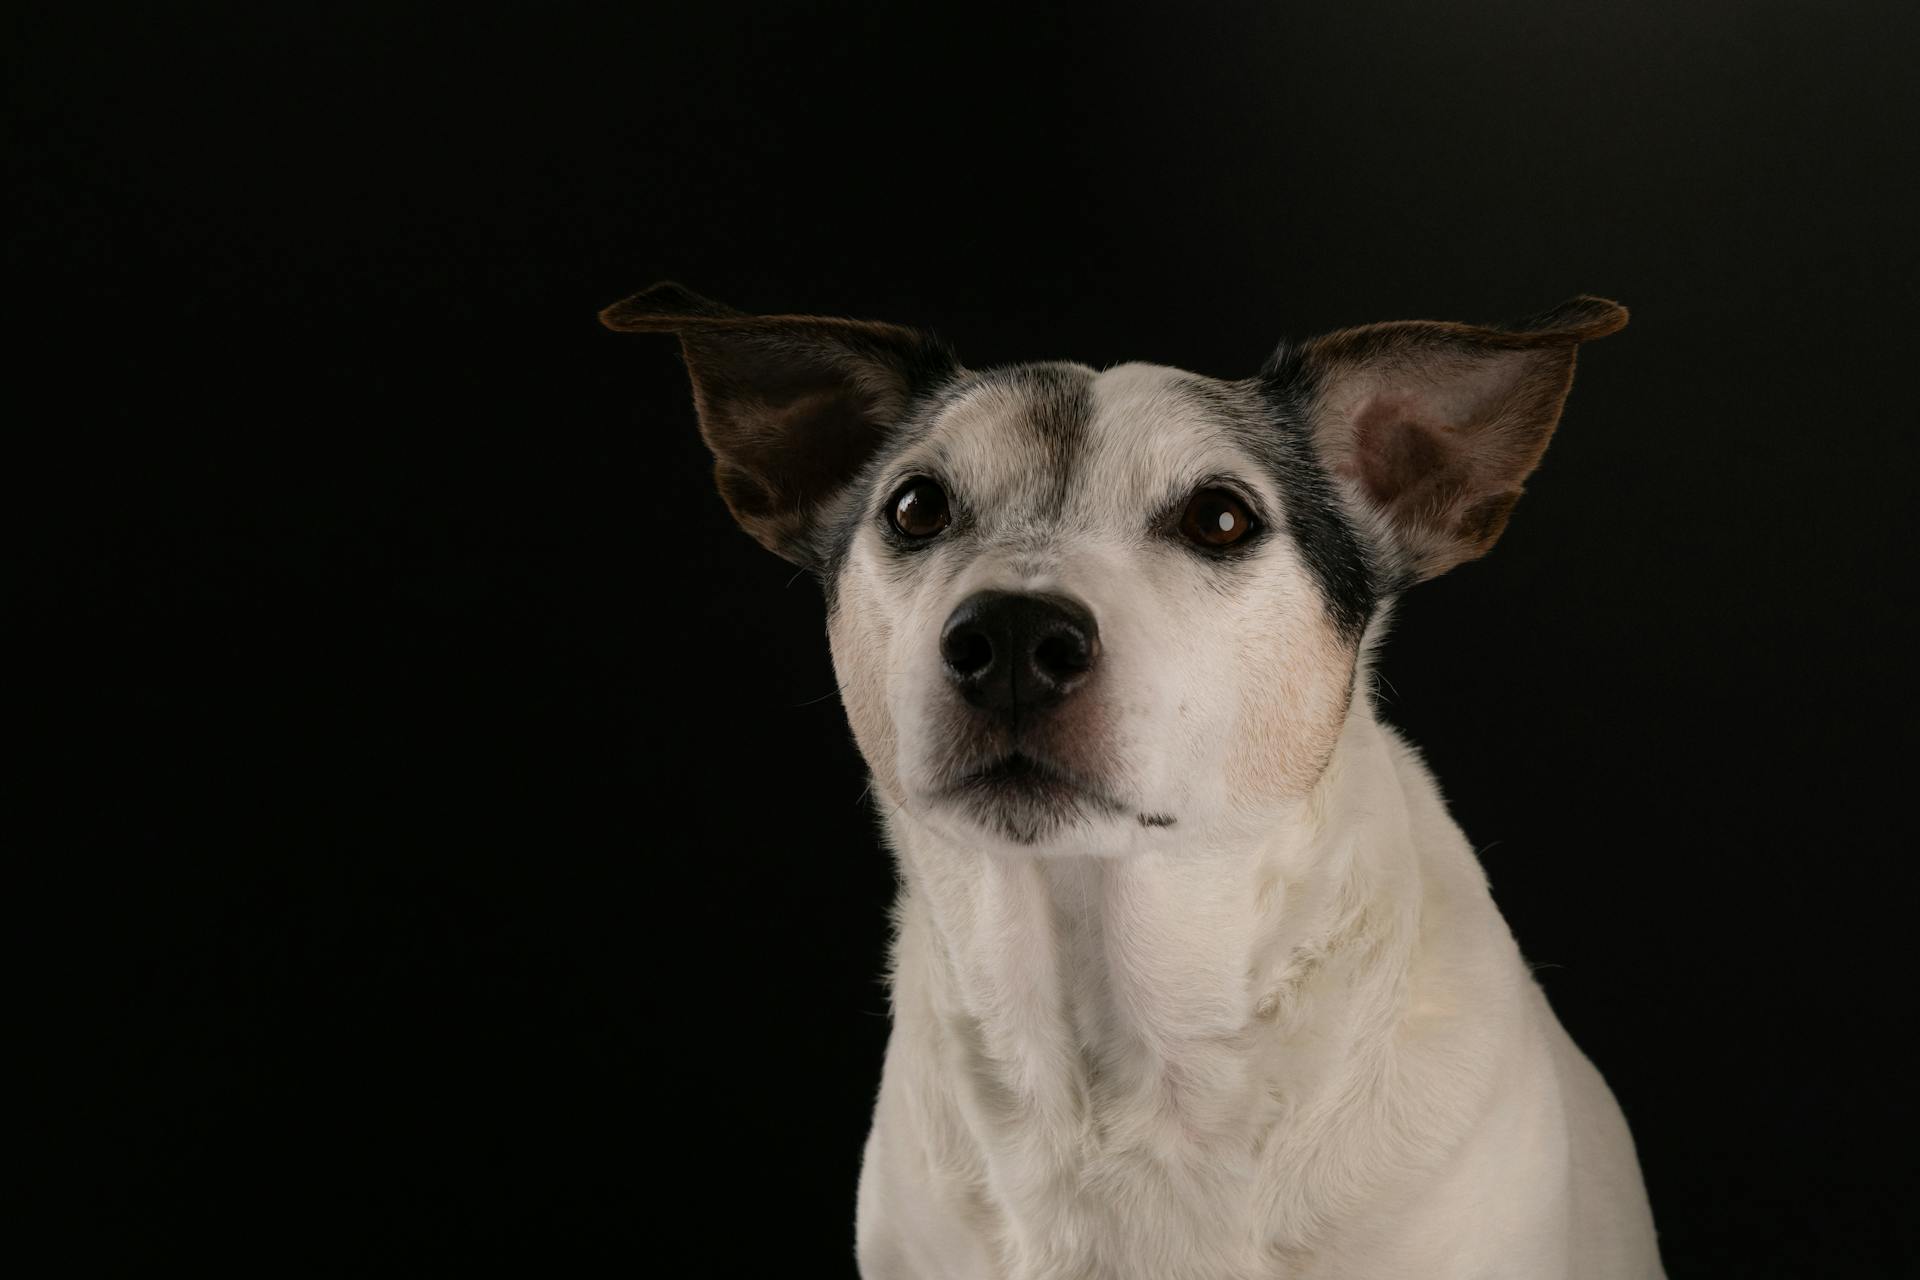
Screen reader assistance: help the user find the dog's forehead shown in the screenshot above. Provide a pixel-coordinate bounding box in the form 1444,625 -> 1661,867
920,361 -> 1265,518
1082,362 -> 1267,494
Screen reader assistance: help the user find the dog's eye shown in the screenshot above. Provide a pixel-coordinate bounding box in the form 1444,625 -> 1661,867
889,478 -> 951,539
1179,488 -> 1256,550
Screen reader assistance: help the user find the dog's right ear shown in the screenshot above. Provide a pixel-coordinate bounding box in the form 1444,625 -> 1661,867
600,283 -> 959,567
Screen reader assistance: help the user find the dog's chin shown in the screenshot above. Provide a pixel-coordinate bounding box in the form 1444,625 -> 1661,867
929,751 -> 1130,849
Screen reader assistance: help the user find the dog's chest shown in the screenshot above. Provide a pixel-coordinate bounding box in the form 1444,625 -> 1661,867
900,843 -> 1357,1277
938,1008 -> 1319,1280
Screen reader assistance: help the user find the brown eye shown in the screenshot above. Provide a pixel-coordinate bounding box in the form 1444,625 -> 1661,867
1178,487 -> 1256,549
889,478 -> 950,539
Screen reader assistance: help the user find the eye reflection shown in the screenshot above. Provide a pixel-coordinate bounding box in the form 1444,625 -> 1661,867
1178,487 -> 1256,550
889,477 -> 950,539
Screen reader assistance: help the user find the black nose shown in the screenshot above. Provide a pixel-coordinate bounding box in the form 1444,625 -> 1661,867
940,590 -> 1100,716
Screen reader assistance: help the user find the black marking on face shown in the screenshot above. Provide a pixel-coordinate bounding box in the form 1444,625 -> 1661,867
1173,369 -> 1378,644
933,362 -> 1098,517
818,363 -> 1097,603
813,374 -> 969,601
990,363 -> 1098,507
1136,812 -> 1177,828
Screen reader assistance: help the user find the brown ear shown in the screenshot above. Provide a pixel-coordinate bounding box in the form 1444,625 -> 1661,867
1279,295 -> 1627,584
600,282 -> 959,566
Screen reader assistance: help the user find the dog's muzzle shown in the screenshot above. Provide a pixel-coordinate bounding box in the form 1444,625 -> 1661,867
939,590 -> 1098,720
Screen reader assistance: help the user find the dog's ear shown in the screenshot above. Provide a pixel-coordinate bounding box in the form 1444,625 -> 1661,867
600,282 -> 959,566
1272,296 -> 1627,584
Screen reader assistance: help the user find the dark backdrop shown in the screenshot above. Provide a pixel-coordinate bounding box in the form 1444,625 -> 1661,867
16,1 -> 1918,1273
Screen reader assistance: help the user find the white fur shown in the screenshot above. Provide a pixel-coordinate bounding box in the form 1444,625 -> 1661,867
822,363 -> 1660,1277
856,707 -> 1660,1278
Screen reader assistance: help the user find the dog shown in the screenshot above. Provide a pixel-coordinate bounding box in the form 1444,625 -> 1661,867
601,283 -> 1663,1278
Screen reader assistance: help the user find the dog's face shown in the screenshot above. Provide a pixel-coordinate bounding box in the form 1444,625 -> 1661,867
825,362 -> 1368,854
603,286 -> 1624,855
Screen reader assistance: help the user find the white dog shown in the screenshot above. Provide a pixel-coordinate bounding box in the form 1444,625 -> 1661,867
603,284 -> 1663,1278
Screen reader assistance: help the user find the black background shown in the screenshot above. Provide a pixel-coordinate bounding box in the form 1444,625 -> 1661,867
16,1 -> 1919,1273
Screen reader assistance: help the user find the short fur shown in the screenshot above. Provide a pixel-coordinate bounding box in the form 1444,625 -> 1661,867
603,283 -> 1661,1278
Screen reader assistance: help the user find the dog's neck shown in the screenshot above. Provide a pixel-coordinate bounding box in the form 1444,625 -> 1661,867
887,700 -> 1430,1116
879,700 -> 1515,1249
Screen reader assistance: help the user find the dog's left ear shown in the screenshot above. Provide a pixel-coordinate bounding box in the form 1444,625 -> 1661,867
600,282 -> 959,567
1274,295 -> 1627,584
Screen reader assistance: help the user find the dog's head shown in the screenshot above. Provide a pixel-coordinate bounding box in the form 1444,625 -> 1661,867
603,285 -> 1624,855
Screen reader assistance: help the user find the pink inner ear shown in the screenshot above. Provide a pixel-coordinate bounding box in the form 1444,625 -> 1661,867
1350,394 -> 1463,510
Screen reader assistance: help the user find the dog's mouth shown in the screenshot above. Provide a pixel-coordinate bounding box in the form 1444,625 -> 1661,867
934,750 -> 1127,844
954,750 -> 1115,804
